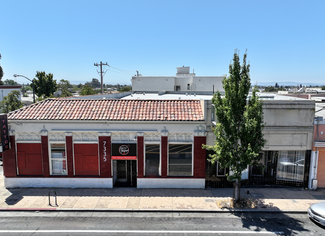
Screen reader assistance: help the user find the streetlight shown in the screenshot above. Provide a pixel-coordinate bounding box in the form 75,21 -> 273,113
13,74 -> 35,103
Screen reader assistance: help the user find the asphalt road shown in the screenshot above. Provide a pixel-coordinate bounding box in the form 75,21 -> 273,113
0,211 -> 323,236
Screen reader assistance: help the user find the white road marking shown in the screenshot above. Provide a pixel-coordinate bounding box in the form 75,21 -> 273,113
0,230 -> 284,234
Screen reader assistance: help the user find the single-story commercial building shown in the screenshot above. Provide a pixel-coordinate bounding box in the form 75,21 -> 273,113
2,93 -> 315,189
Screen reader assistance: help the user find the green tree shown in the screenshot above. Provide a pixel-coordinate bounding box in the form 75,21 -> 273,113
4,79 -> 18,85
119,85 -> 132,92
80,84 -> 96,95
57,79 -> 72,97
86,78 -> 101,88
32,71 -> 57,97
0,90 -> 23,113
264,86 -> 276,92
321,86 -> 325,90
0,65 -> 4,85
204,51 -> 266,202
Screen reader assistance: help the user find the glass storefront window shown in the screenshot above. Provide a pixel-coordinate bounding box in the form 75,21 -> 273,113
168,144 -> 192,176
145,144 -> 160,177
277,151 -> 305,182
50,143 -> 67,175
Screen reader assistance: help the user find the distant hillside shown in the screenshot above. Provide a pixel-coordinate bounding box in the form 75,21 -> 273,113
255,81 -> 325,86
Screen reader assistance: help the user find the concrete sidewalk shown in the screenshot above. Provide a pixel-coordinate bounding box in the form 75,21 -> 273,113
1,174 -> 324,213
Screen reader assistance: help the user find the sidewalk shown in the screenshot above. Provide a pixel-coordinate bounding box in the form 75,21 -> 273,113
1,178 -> 324,213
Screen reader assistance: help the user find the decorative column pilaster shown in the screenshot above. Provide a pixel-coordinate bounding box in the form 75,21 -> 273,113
137,132 -> 144,178
65,132 -> 74,177
98,132 -> 111,177
161,127 -> 168,177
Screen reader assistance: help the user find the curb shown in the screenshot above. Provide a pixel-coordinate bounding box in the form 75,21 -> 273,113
0,207 -> 308,214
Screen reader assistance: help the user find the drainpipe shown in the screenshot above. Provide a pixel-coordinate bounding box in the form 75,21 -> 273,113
308,149 -> 318,190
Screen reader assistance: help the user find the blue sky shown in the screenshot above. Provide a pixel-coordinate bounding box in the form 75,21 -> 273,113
1,0 -> 324,85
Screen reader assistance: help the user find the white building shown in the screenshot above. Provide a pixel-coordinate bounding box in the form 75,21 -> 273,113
0,85 -> 22,102
131,66 -> 224,93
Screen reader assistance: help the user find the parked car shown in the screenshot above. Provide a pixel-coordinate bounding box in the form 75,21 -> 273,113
308,202 -> 325,226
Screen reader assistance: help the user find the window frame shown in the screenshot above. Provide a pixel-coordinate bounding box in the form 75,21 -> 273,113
167,142 -> 193,177
49,142 -> 68,176
276,150 -> 305,182
144,143 -> 161,177
211,104 -> 216,124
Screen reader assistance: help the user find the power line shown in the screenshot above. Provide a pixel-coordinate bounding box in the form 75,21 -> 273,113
108,69 -> 134,76
109,66 -> 134,73
94,61 -> 109,94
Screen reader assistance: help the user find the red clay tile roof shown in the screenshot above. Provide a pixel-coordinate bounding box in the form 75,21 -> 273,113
8,98 -> 204,121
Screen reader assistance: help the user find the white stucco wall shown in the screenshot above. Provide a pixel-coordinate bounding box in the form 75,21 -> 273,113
192,77 -> 224,92
131,67 -> 224,92
132,76 -> 224,92
4,177 -> 113,188
137,178 -> 205,188
10,121 -> 206,137
131,77 -> 175,91
175,76 -> 193,91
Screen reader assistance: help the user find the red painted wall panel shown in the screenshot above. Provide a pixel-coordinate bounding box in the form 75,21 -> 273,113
137,136 -> 144,177
161,136 -> 168,177
41,136 -> 49,177
99,136 -> 111,177
17,143 -> 43,176
193,136 -> 206,178
3,136 -> 17,177
74,144 -> 99,176
66,136 -> 74,177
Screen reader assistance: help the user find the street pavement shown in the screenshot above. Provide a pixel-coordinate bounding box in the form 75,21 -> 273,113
0,165 -> 324,212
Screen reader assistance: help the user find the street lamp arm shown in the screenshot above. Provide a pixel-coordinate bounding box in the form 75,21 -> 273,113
13,74 -> 33,83
13,74 -> 36,103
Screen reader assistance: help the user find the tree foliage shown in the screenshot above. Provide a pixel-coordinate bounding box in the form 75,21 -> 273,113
0,90 -> 23,113
32,71 -> 57,97
80,84 -> 96,95
0,65 -> 4,85
4,79 -> 18,85
86,78 -> 101,88
204,50 -> 266,186
119,85 -> 132,92
263,86 -> 285,92
57,79 -> 72,97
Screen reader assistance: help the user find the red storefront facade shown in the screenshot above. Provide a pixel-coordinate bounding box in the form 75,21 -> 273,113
3,99 -> 207,188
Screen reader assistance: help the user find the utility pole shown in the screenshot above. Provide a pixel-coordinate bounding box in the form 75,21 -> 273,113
94,61 -> 109,94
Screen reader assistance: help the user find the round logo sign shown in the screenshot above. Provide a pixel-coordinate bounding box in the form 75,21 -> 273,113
119,145 -> 130,155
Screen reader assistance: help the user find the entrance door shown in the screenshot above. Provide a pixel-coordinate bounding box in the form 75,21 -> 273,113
249,151 -> 277,186
113,160 -> 137,187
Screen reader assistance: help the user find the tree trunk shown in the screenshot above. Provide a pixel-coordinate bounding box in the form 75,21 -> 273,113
233,180 -> 241,203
